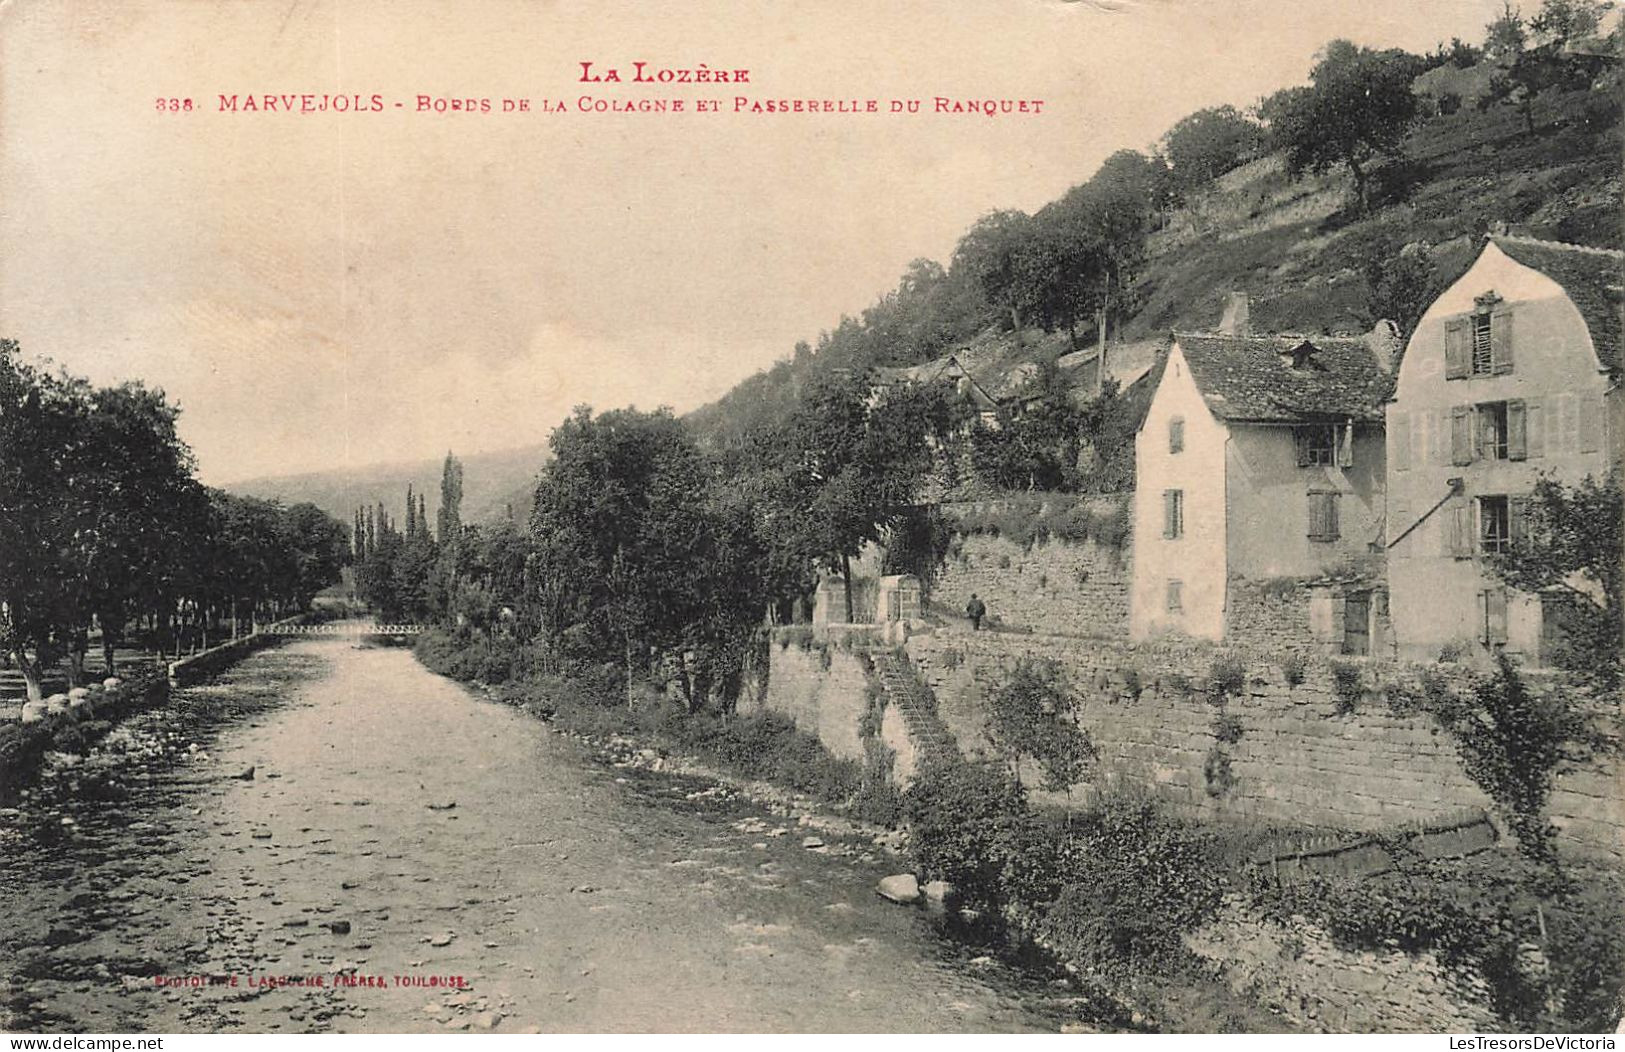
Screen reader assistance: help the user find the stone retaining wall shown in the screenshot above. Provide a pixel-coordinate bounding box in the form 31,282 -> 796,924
737,639 -> 870,764
904,630 -> 1623,861
930,533 -> 1131,638
1185,897 -> 1501,1033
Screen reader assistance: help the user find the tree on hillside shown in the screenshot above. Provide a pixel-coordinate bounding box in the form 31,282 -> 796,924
1262,40 -> 1424,214
951,210 -> 1037,332
1487,473 -> 1622,689
1484,2 -> 1529,60
1160,105 -> 1262,194
1363,241 -> 1439,338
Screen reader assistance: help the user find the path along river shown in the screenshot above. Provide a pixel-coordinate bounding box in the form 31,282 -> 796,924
0,636 -> 1098,1033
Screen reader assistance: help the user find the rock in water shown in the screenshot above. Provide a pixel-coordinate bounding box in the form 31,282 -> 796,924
236,766 -> 256,781
427,800 -> 457,811
876,874 -> 920,904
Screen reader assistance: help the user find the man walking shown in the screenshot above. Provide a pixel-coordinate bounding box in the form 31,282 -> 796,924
966,593 -> 987,631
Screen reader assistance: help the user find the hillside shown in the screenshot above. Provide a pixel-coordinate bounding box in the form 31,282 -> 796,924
228,443 -> 549,530
686,73 -> 1620,448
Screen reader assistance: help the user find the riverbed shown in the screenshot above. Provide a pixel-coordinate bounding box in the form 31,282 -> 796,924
0,637 -> 1101,1033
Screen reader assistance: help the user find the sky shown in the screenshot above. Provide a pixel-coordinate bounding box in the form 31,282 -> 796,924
0,0 -> 1508,484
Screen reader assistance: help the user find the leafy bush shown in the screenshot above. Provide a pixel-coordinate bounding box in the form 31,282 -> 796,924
1212,713 -> 1244,745
1252,854 -> 1625,1031
904,761 -> 1056,913
1329,660 -> 1363,715
1039,795 -> 1222,980
1203,745 -> 1237,797
1207,654 -> 1247,702
1281,652 -> 1308,687
1419,655 -> 1592,868
984,657 -> 1095,791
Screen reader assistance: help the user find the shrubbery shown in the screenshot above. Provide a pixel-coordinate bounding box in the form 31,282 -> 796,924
1039,795 -> 1223,981
1252,853 -> 1625,1032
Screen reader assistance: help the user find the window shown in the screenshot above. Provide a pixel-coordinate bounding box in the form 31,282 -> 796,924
1445,296 -> 1514,380
1162,489 -> 1184,539
1295,424 -> 1337,466
1166,579 -> 1184,612
1168,416 -> 1185,454
1307,491 -> 1340,542
1479,495 -> 1510,554
1477,401 -> 1508,460
1471,313 -> 1493,376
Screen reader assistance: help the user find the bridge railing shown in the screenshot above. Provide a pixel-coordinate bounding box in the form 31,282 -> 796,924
261,623 -> 427,636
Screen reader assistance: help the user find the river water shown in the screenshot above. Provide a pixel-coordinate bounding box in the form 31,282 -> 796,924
0,636 -> 1100,1033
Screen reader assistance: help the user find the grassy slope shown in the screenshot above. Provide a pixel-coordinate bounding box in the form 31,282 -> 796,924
1125,83 -> 1620,340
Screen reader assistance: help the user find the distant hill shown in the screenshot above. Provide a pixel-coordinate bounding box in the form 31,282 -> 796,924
686,73 -> 1620,448
228,443 -> 549,530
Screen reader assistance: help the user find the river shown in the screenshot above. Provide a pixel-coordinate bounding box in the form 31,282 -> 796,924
0,635 -> 1101,1033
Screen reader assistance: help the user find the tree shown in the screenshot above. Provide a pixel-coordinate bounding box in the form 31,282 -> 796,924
1484,2 -> 1529,60
985,657 -> 1096,792
950,210 -> 1037,331
438,451 -> 464,545
1161,105 -> 1262,193
529,406 -> 769,708
1262,40 -> 1424,213
0,342 -> 92,700
1487,473 -> 1622,689
1363,241 -> 1438,338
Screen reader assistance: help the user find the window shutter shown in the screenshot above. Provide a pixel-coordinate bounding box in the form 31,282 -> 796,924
1484,588 -> 1509,644
1337,422 -> 1354,468
1509,495 -> 1531,547
1307,493 -> 1322,540
1451,503 -> 1473,559
1162,490 -> 1176,539
1489,308 -> 1515,375
1327,492 -> 1340,540
1450,406 -> 1474,465
1169,417 -> 1184,453
1294,428 -> 1311,467
1579,395 -> 1601,454
1444,317 -> 1469,380
1392,412 -> 1411,471
1559,394 -> 1579,453
1506,399 -> 1528,461
1526,398 -> 1544,458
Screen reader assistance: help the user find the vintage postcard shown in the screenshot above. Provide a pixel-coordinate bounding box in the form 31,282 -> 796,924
2,0 -> 1622,1039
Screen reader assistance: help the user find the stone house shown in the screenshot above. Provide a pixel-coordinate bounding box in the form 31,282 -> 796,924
1131,325 -> 1397,650
1385,234 -> 1622,664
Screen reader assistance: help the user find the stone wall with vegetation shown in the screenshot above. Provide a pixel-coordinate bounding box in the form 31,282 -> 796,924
930,495 -> 1132,638
737,634 -> 870,764
1184,897 -> 1501,1033
904,631 -> 1623,862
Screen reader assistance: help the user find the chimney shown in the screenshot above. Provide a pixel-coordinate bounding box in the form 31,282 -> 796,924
1366,318 -> 1402,373
1218,291 -> 1250,336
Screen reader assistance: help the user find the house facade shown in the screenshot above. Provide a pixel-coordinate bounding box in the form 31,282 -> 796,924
1385,235 -> 1622,663
1132,328 -> 1394,650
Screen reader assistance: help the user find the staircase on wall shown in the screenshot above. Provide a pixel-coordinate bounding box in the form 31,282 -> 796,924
876,650 -> 959,768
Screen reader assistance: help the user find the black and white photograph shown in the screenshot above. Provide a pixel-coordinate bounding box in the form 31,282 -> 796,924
1,0 -> 1622,1039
